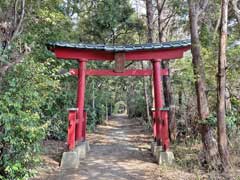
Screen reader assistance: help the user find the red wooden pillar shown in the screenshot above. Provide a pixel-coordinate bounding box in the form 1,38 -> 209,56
82,110 -> 87,140
151,74 -> 156,141
67,108 -> 77,150
161,109 -> 170,151
152,109 -> 157,140
75,59 -> 87,142
152,59 -> 163,146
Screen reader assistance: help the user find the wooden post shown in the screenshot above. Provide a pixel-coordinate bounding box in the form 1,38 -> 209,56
106,101 -> 108,120
152,59 -> 164,146
152,109 -> 157,140
114,53 -> 125,73
82,110 -> 87,141
75,59 -> 87,142
67,109 -> 77,150
161,109 -> 170,151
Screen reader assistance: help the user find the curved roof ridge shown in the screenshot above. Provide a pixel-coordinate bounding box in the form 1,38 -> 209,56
47,39 -> 191,52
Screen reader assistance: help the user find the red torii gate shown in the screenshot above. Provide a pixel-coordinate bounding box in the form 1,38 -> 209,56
47,40 -> 191,152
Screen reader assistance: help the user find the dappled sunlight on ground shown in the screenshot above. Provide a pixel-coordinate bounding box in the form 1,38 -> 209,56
31,115 -> 240,180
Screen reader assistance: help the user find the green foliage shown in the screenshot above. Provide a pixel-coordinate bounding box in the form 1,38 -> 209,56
86,109 -> 97,132
200,24 -> 212,48
0,0 -> 239,179
78,0 -> 145,44
0,58 -> 59,179
226,111 -> 239,131
113,101 -> 127,114
84,77 -> 113,127
126,77 -> 147,118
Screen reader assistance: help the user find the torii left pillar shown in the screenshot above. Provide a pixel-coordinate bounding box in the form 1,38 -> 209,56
75,59 -> 87,143
152,59 -> 174,165
61,59 -> 90,169
152,59 -> 164,147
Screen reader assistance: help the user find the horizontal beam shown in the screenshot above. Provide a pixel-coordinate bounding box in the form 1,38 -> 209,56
52,46 -> 190,61
69,69 -> 169,76
86,69 -> 153,76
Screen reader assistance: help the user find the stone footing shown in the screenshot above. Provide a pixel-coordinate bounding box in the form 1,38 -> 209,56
150,141 -> 156,154
75,141 -> 90,159
151,141 -> 174,165
156,151 -> 174,165
60,141 -> 90,169
60,151 -> 79,169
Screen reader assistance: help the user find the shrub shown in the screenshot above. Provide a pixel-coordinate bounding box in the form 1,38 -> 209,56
0,58 -> 59,180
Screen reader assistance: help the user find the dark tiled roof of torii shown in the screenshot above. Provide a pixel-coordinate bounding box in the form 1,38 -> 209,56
47,39 -> 191,52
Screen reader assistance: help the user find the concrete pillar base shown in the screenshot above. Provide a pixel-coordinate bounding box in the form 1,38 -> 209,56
75,141 -> 90,159
150,141 -> 156,154
153,145 -> 163,160
60,151 -> 79,169
156,151 -> 175,165
151,140 -> 174,165
85,140 -> 90,152
60,141 -> 90,169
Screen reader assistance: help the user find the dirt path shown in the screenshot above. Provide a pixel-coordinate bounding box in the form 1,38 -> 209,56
40,115 -> 164,180
32,115 -> 240,180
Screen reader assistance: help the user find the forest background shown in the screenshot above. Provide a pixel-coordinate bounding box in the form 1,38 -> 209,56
0,0 -> 239,179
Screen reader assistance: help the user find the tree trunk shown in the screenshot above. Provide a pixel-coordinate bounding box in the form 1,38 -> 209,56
141,62 -> 152,125
106,101 -> 108,120
162,62 -> 176,141
232,0 -> 240,23
156,0 -> 176,141
144,0 -> 154,123
0,0 -> 26,83
127,81 -> 136,118
156,0 -> 165,42
145,0 -> 154,42
178,91 -> 183,106
92,81 -> 95,109
217,0 -> 230,170
188,0 -> 218,165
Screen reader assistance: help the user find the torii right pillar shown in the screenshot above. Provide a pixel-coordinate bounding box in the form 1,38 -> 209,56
152,59 -> 174,165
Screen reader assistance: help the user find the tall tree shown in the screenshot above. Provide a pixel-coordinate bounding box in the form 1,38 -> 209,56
145,0 -> 154,42
188,0 -> 218,164
232,0 -> 240,23
79,0 -> 143,44
156,0 -> 177,141
143,0 -> 154,124
0,0 -> 27,82
217,0 -> 230,170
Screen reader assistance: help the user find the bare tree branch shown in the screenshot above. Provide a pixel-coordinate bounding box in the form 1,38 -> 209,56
199,0 -> 209,14
189,0 -> 208,19
159,0 -> 167,16
0,53 -> 24,81
156,0 -> 168,42
160,11 -> 176,24
14,0 -> 20,27
11,0 -> 25,41
161,11 -> 176,33
232,0 -> 240,23
214,13 -> 221,35
0,0 -> 28,83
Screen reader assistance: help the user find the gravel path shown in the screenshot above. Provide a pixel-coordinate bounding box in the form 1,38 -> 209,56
32,115 -> 240,180
44,115 -> 162,180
